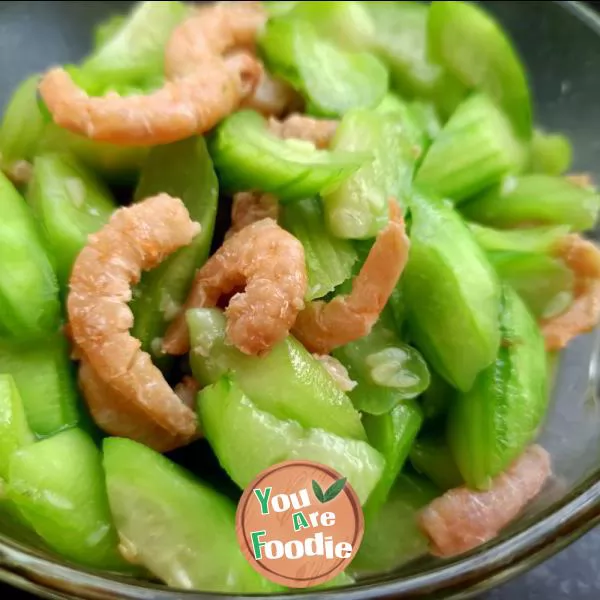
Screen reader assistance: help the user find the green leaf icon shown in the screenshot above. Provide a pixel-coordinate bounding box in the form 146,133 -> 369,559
312,480 -> 325,503
323,477 -> 347,502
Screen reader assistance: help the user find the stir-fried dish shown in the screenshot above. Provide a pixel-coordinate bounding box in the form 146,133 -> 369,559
0,0 -> 597,592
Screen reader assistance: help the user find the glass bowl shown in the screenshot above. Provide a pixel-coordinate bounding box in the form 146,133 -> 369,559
0,1 -> 600,598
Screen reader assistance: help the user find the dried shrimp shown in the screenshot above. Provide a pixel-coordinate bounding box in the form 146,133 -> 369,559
226,191 -> 280,239
243,71 -> 302,117
418,445 -> 551,557
542,234 -> 600,350
292,201 -> 409,354
163,217 -> 307,356
268,113 -> 339,149
68,193 -> 200,447
39,2 -> 266,145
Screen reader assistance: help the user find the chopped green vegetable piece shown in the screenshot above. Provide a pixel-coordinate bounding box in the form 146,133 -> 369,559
0,75 -> 45,167
380,106 -> 427,191
375,94 -> 430,161
0,500 -> 45,551
0,74 -> 145,183
57,64 -> 100,97
363,0 -> 466,116
403,191 -> 502,392
415,94 -> 527,203
333,314 -> 430,415
280,197 -> 357,300
428,72 -> 471,122
489,251 -> 574,320
367,347 -> 431,391
461,174 -> 600,232
529,130 -> 573,176
0,172 -> 61,338
27,153 -> 116,287
104,437 -> 278,592
287,429 -> 378,503
322,109 -> 388,239
200,376 -> 302,488
363,401 -> 424,518
409,101 -> 442,142
257,17 -> 299,87
468,222 -> 570,254
8,429 -> 129,571
420,370 -> 453,422
38,124 -> 147,183
448,285 -> 548,489
387,283 -> 408,335
410,434 -> 463,491
375,94 -> 425,146
284,1 -> 374,51
188,308 -> 366,441
0,334 -> 79,438
209,110 -> 366,201
363,1 -> 439,92
316,572 -> 355,590
259,18 -> 388,117
428,1 -> 532,138
352,472 -> 438,575
131,137 -> 218,368
199,377 -> 384,505
323,108 -> 416,239
374,93 -> 407,116
80,1 -> 188,90
264,1 -> 299,18
0,375 -> 34,480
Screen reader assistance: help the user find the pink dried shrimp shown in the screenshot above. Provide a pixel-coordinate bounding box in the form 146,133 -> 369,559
78,360 -> 190,453
163,217 -> 307,357
542,234 -> 600,350
39,2 -> 266,145
292,201 -> 410,354
419,445 -> 551,557
226,191 -> 280,239
68,194 -> 201,450
243,71 -> 302,117
268,113 -> 339,149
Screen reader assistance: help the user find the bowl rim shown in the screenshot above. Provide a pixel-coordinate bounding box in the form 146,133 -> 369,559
1,1 -> 600,599
1,468 -> 599,600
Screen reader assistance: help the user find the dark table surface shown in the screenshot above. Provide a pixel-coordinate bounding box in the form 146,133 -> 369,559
485,531 -> 600,599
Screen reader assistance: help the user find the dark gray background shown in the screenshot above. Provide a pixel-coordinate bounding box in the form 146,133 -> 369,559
0,1 -> 599,599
